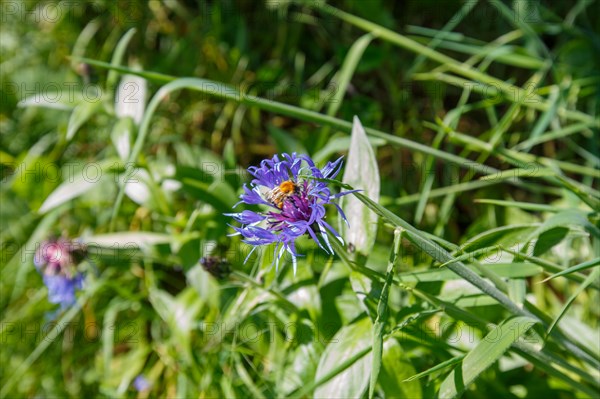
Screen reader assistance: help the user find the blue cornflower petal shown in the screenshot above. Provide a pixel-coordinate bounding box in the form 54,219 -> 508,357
225,210 -> 265,224
322,156 -> 344,179
43,274 -> 83,308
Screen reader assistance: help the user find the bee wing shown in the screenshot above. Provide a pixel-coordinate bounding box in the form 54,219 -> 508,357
262,185 -> 279,201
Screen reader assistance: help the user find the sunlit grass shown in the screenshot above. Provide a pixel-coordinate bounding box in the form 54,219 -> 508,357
1,1 -> 598,398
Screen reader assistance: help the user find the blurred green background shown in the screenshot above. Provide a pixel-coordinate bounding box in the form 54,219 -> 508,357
1,1 -> 599,398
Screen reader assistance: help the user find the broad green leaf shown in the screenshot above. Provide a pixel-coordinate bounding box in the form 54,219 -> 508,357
66,97 -> 103,140
314,317 -> 373,399
438,316 -> 538,398
186,264 -> 220,308
123,167 -> 152,205
280,344 -> 320,395
114,72 -> 147,125
340,116 -> 380,255
350,271 -> 378,318
38,160 -> 115,213
379,340 -> 422,398
533,227 -> 569,256
110,117 -> 134,161
525,209 -> 595,244
440,294 -> 498,308
18,93 -> 75,110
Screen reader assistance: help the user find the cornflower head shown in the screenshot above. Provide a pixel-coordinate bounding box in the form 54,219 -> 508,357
226,153 -> 354,274
34,237 -> 86,309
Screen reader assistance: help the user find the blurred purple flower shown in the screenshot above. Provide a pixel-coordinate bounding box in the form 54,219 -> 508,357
226,153 -> 354,273
34,238 -> 86,309
133,375 -> 152,392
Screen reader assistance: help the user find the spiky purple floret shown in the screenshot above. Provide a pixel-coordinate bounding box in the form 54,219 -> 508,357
227,153 -> 354,273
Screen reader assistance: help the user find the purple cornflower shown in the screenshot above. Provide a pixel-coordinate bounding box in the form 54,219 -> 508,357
34,238 -> 85,309
226,153 -> 353,273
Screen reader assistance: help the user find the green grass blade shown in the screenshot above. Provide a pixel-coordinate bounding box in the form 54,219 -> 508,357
474,199 -> 568,212
406,0 -> 478,76
540,258 -> 600,283
547,267 -> 600,335
438,316 -> 538,399
403,355 -> 465,382
338,189 -> 599,365
500,246 -> 599,289
72,58 -> 505,180
0,281 -> 100,399
396,263 -> 542,283
326,33 -> 373,117
369,229 -> 402,399
512,123 -> 592,151
314,3 -> 596,125
513,342 -> 600,397
350,191 -> 530,317
106,28 -> 138,90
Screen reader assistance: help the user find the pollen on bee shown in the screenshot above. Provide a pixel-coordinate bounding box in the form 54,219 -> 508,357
279,180 -> 296,194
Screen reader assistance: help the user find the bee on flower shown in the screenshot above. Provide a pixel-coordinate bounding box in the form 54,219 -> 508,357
34,237 -> 86,309
226,153 -> 355,274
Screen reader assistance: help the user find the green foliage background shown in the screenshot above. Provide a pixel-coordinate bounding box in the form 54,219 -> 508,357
1,0 -> 599,398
